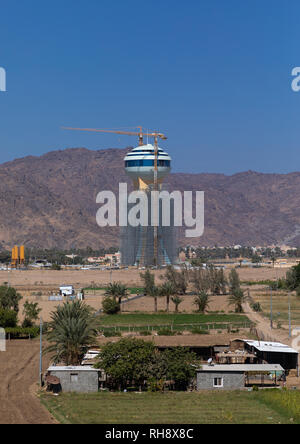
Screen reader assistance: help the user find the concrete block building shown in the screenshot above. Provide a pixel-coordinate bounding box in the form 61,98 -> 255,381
196,364 -> 284,390
47,366 -> 100,393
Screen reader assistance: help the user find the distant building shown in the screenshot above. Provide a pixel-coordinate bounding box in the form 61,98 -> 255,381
87,252 -> 121,266
59,285 -> 74,296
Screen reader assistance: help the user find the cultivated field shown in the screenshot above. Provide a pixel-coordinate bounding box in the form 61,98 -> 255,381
41,390 -> 299,424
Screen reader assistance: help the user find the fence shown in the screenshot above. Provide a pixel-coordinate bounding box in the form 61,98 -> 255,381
100,321 -> 253,335
48,295 -> 63,301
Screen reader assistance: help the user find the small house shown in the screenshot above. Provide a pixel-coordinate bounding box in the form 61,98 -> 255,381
46,366 -> 100,393
196,364 -> 284,390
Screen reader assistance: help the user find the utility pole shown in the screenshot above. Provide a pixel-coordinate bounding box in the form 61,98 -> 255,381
39,317 -> 43,386
153,134 -> 158,267
288,293 -> 292,338
270,286 -> 273,329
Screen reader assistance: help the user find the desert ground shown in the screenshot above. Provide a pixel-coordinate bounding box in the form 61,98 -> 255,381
0,266 -> 289,290
0,266 -> 290,323
17,294 -> 234,323
0,340 -> 55,424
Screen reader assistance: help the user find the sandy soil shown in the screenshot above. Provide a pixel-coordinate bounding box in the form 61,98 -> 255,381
0,340 -> 55,424
17,294 -> 232,323
0,267 -> 288,323
0,266 -> 289,291
122,294 -> 231,314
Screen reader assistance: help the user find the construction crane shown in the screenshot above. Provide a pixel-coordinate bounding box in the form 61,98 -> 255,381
62,126 -> 167,147
63,126 -> 168,266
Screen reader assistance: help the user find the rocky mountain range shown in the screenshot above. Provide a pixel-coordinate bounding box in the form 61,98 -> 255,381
0,147 -> 300,249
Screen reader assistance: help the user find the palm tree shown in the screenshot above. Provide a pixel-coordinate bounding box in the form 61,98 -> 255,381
228,288 -> 246,313
149,285 -> 160,313
45,301 -> 99,365
140,270 -> 160,312
228,269 -> 241,293
194,291 -> 210,313
159,282 -> 174,312
105,282 -> 129,306
171,295 -> 183,313
140,270 -> 155,294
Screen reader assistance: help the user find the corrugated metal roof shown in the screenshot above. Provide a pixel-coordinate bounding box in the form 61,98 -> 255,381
198,364 -> 284,372
244,340 -> 298,354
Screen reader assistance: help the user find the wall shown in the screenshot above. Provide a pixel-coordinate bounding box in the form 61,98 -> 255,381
197,371 -> 245,390
50,370 -> 99,393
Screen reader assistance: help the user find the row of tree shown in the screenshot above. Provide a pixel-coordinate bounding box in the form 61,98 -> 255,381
100,266 -> 247,314
137,266 -> 247,314
0,284 -> 41,328
0,247 -> 119,266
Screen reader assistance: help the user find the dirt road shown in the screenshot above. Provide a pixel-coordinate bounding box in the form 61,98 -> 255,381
0,340 -> 55,424
243,300 -> 291,344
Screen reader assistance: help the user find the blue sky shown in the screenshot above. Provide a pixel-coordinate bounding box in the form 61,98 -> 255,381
0,0 -> 299,174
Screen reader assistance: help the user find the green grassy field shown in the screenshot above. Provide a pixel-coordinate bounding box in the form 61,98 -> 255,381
97,313 -> 251,333
99,313 -> 249,326
41,391 -> 300,424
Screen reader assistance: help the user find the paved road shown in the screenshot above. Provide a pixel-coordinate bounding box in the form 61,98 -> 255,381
0,340 -> 55,424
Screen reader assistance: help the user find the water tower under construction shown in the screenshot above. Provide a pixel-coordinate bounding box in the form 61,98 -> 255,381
63,126 -> 177,266
121,143 -> 177,267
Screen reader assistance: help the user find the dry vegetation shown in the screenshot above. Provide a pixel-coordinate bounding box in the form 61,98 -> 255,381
0,267 -> 290,323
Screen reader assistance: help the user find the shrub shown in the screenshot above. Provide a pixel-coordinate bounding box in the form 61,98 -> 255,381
157,328 -> 176,336
102,297 -> 120,315
140,330 -> 152,336
103,330 -> 122,338
0,309 -> 18,328
251,302 -> 262,312
191,327 -> 208,335
5,327 -> 39,338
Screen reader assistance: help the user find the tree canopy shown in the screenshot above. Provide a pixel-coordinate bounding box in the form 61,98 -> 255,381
0,286 -> 22,313
46,301 -> 99,365
95,338 -> 198,390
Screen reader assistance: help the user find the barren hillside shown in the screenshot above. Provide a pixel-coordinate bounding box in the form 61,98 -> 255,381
0,147 -> 300,249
